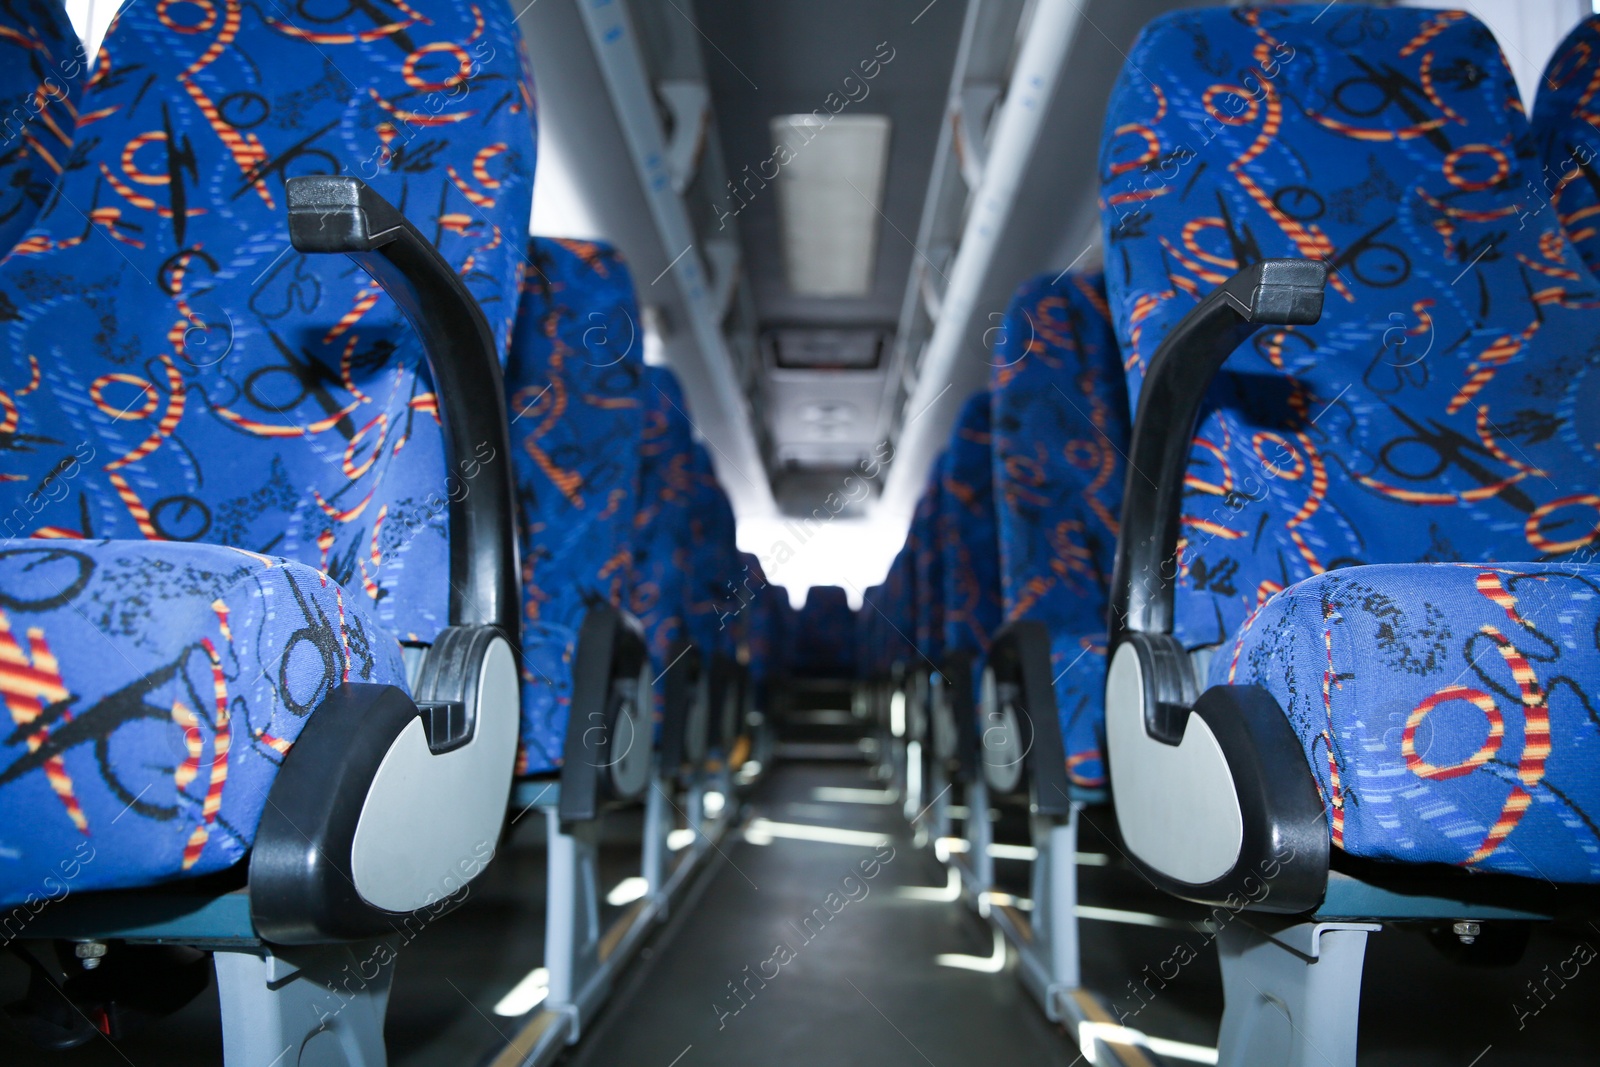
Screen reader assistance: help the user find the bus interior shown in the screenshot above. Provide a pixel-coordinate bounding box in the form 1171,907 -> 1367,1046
2,0 -> 1600,1064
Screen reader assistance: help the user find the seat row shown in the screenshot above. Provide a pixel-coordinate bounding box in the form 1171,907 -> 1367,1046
0,4 -> 776,1064
862,6 -> 1600,1064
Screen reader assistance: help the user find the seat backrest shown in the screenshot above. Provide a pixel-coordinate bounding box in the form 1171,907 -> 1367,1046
685,442 -> 738,659
1532,15 -> 1600,273
740,550 -> 773,681
709,484 -> 741,654
1100,5 -> 1597,650
911,463 -> 945,664
858,581 -> 883,678
510,238 -> 642,630
509,237 -> 643,771
940,391 -> 1001,661
765,581 -> 794,682
990,272 -> 1126,637
2,2 -> 537,643
630,366 -> 697,673
883,544 -> 915,673
796,584 -> 855,677
0,1 -> 82,254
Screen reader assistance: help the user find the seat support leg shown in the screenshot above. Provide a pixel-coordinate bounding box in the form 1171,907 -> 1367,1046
707,763 -> 733,829
642,770 -> 671,909
922,759 -> 951,844
902,739 -> 924,825
962,779 -> 993,897
1218,921 -> 1377,1067
544,811 -> 608,1041
888,736 -> 908,804
1028,804 -> 1080,1018
214,940 -> 396,1067
686,770 -> 708,844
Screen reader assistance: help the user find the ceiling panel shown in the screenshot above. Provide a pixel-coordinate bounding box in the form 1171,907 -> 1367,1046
696,0 -> 965,328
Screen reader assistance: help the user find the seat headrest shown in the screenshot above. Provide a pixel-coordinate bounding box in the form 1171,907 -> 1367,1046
1101,4 -> 1565,377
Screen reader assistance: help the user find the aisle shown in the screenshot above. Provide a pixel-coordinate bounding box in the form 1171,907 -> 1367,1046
562,761 -> 1082,1067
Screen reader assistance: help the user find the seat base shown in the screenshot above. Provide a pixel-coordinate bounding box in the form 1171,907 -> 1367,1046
216,941 -> 396,1067
1217,921 -> 1375,1067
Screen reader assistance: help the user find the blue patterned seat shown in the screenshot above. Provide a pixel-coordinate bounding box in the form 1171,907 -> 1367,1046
684,443 -> 737,666
882,545 -> 916,673
1101,4 -> 1600,879
707,484 -> 741,658
678,447 -> 743,750
911,461 -> 945,669
1533,16 -> 1600,274
940,392 -> 1002,675
989,272 -> 1127,794
0,1 -> 536,906
760,578 -> 794,686
935,394 -> 1003,782
794,585 -> 855,678
629,366 -> 696,678
508,237 -> 643,774
0,541 -> 407,904
0,1 -> 82,258
857,582 -> 880,678
1216,562 -> 1600,882
740,551 -> 774,685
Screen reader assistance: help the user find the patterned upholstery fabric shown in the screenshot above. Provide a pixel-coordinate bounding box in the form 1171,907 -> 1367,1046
882,545 -> 915,672
509,238 -> 643,774
940,392 -> 1001,668
990,272 -> 1127,793
911,461 -> 945,666
0,1 -> 537,643
1102,6 -> 1597,650
629,366 -> 695,713
1532,16 -> 1600,274
682,444 -> 743,677
0,540 -> 407,907
740,551 -> 773,682
858,582 -> 884,678
706,484 -> 741,659
762,581 -> 794,683
1100,6 -> 1600,878
0,1 -> 82,255
684,442 -> 733,660
0,3 -> 536,900
794,585 -> 855,678
1216,563 -> 1600,882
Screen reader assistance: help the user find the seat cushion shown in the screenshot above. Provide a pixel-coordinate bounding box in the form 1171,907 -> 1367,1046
0,540 -> 407,907
1213,562 -> 1600,883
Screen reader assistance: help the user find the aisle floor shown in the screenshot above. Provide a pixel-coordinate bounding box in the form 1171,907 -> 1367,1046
561,761 -> 1081,1067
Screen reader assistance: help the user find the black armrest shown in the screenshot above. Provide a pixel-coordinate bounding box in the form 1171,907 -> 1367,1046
286,176 -> 520,643
1108,259 -> 1326,650
1101,261 -> 1330,911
